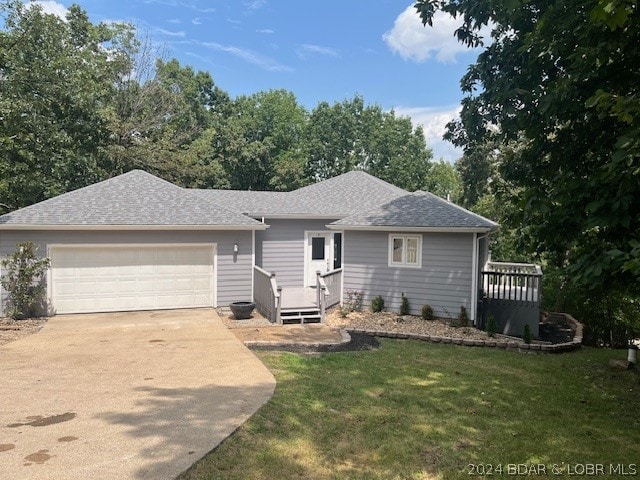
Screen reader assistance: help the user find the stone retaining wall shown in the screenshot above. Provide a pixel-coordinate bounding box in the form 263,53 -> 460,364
347,312 -> 583,354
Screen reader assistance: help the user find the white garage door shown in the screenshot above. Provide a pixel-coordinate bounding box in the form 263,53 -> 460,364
50,245 -> 215,314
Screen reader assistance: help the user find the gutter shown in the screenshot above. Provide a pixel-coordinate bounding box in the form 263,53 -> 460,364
0,224 -> 270,231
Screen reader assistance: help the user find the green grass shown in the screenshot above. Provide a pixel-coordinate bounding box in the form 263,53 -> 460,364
178,341 -> 640,479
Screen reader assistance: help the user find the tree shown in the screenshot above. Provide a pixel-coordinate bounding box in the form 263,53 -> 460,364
305,95 -> 433,190
212,89 -> 309,191
424,160 -> 462,201
414,0 -> 640,289
0,2 -> 136,213
415,0 -> 640,344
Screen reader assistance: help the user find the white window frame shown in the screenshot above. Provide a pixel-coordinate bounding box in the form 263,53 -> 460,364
388,234 -> 422,268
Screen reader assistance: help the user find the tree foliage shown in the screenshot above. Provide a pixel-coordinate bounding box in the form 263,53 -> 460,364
0,1 -> 134,213
0,1 -> 449,216
416,0 -> 640,344
415,0 -> 640,289
305,96 -> 433,189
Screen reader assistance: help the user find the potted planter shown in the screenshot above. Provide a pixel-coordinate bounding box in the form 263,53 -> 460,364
229,301 -> 255,320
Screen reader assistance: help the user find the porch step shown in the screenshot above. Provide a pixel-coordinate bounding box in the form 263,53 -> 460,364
281,308 -> 322,324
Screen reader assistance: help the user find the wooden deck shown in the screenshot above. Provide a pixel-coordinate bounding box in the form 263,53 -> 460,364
280,287 -> 318,309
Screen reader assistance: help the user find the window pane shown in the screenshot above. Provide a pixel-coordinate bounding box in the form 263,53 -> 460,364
311,237 -> 325,260
392,238 -> 404,263
406,238 -> 418,264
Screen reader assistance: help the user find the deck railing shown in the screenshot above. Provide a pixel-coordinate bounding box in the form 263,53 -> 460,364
320,268 -> 342,308
253,266 -> 282,324
481,261 -> 542,306
315,268 -> 342,323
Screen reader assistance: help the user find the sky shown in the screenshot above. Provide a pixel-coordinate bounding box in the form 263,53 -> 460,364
30,0 -> 489,162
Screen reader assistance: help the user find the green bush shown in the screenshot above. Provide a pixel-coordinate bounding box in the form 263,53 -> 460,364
523,324 -> 533,344
421,304 -> 434,320
0,242 -> 50,320
458,305 -> 470,327
486,315 -> 498,337
371,295 -> 384,313
400,293 -> 410,316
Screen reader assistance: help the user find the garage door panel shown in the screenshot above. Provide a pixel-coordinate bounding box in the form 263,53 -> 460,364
51,245 -> 215,314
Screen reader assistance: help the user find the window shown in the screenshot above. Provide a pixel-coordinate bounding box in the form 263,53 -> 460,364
311,237 -> 325,260
388,234 -> 422,268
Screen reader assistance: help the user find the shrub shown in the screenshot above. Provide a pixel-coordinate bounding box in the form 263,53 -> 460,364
458,305 -> 470,327
0,242 -> 50,320
343,289 -> 364,314
486,315 -> 498,337
523,324 -> 533,344
400,293 -> 410,316
371,295 -> 384,313
421,304 -> 434,320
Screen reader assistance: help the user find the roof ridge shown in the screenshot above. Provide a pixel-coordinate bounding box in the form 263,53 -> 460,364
423,192 -> 499,227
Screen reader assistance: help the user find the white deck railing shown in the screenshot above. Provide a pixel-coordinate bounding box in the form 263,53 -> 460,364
320,268 -> 342,308
481,261 -> 542,305
253,266 -> 282,324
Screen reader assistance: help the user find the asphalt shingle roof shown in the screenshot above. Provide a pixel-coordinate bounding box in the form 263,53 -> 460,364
0,170 -> 498,231
194,170 -> 407,217
0,170 -> 263,227
330,191 -> 498,231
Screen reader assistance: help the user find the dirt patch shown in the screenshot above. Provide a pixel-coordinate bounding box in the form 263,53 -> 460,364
7,412 -> 76,428
0,443 -> 15,452
250,332 -> 379,354
58,436 -> 79,443
0,318 -> 47,346
539,315 -> 575,344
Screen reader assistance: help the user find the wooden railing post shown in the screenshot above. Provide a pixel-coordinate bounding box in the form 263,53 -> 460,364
316,270 -> 321,308
276,286 -> 282,325
319,285 -> 327,323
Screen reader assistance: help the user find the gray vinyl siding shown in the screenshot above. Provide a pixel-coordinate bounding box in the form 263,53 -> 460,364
0,230 -> 253,316
343,231 -> 474,319
258,219 -> 338,287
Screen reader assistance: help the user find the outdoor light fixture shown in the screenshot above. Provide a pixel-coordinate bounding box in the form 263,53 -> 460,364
233,243 -> 239,253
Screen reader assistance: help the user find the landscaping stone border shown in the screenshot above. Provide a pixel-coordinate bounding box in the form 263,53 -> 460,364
244,329 -> 351,351
346,312 -> 584,354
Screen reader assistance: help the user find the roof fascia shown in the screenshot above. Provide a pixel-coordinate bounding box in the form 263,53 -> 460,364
326,225 -> 495,233
0,224 -> 269,231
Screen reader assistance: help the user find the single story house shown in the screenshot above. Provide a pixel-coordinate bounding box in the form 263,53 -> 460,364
0,169 -> 539,332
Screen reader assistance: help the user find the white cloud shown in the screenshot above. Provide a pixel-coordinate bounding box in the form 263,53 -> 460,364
245,0 -> 266,12
27,1 -> 68,20
296,44 -> 340,60
394,105 -> 463,162
202,42 -> 293,72
383,5 -> 491,63
168,18 -> 182,24
257,29 -> 274,34
154,28 -> 186,37
192,17 -> 202,25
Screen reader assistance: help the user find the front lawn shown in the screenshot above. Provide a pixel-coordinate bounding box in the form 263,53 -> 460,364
178,340 -> 640,479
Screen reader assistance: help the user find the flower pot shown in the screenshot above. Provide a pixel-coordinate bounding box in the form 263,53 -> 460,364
229,301 -> 255,320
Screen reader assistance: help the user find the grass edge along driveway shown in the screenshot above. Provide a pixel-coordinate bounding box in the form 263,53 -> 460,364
179,340 -> 640,480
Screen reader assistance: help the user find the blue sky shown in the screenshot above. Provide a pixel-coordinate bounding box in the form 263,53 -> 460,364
32,0 -> 490,162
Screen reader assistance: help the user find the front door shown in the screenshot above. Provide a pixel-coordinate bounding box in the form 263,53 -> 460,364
305,232 -> 331,286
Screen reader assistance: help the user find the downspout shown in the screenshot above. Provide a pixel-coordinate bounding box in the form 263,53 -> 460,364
471,233 -> 490,326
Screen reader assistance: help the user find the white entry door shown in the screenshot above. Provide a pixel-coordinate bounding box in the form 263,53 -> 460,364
305,232 -> 332,286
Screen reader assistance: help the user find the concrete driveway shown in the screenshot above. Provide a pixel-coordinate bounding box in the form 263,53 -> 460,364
0,309 -> 276,480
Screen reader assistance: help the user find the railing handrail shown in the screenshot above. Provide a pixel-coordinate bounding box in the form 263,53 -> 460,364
271,276 -> 280,298
485,261 -> 542,275
254,265 -> 272,277
320,267 -> 343,279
